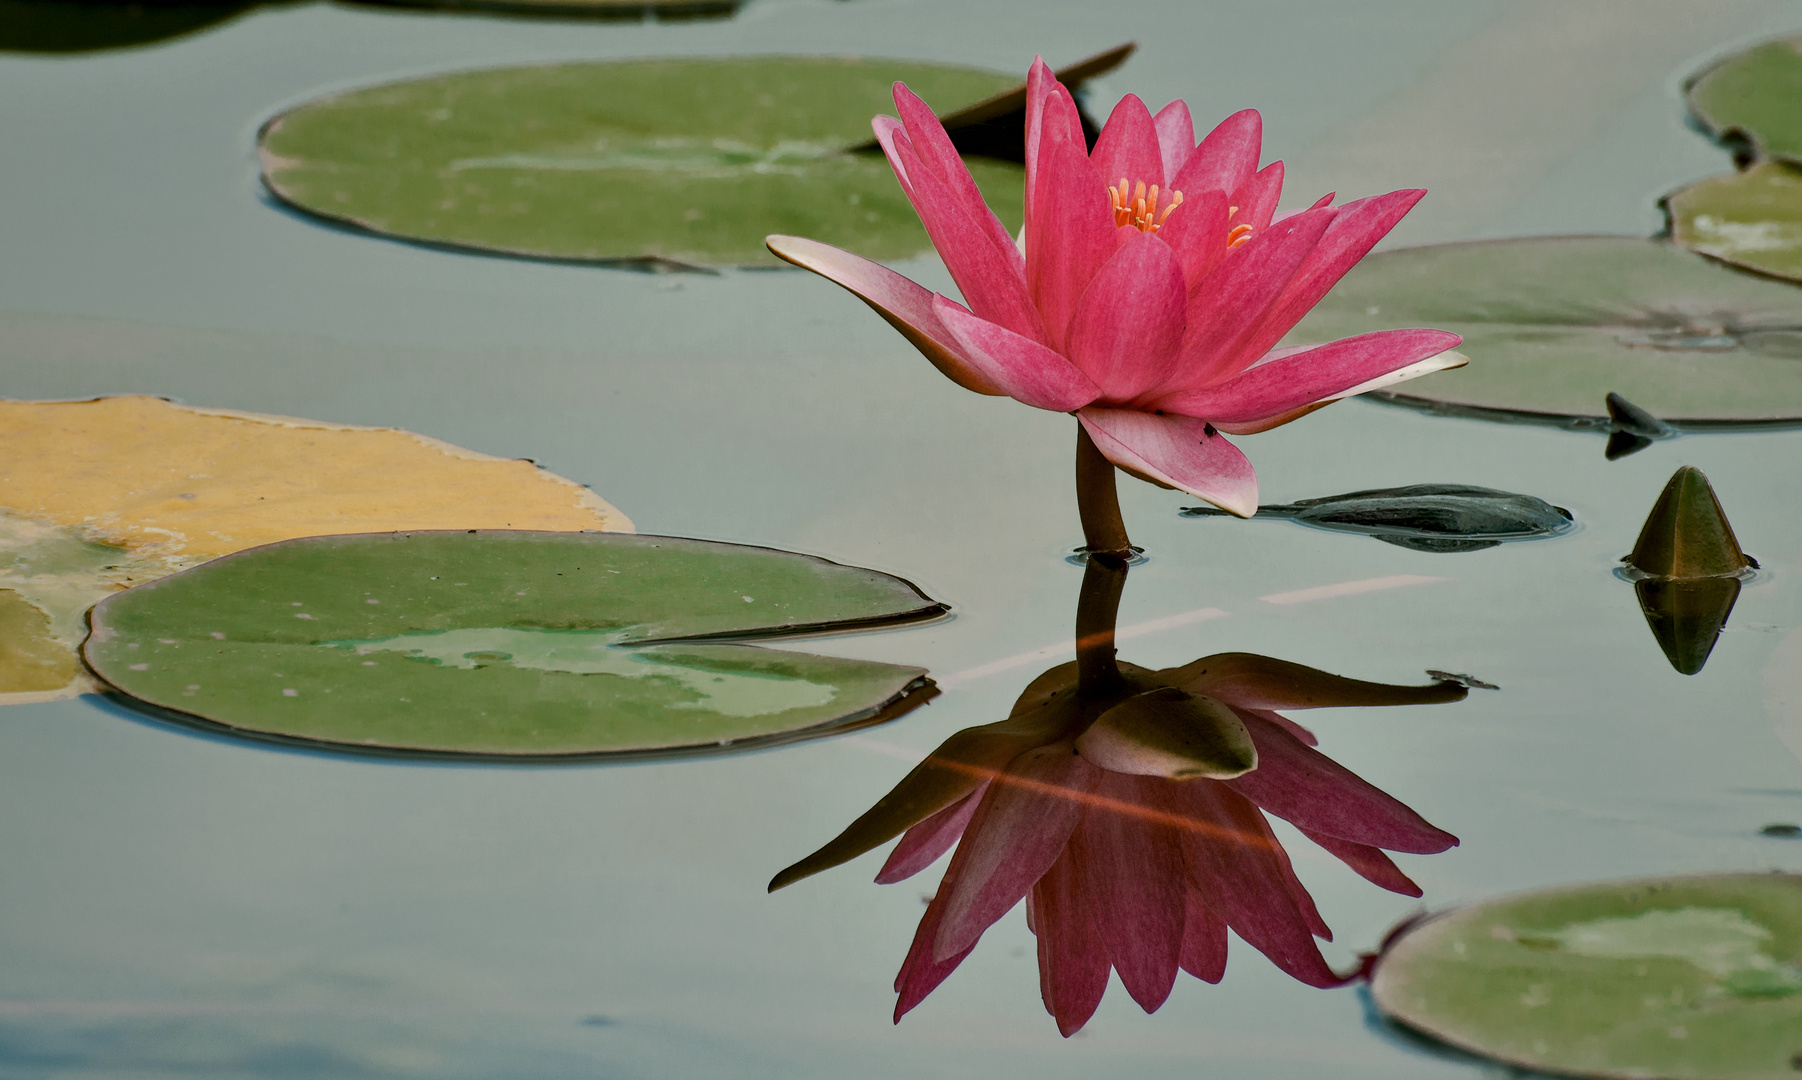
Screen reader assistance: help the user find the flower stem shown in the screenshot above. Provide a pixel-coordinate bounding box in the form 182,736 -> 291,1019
1075,423 -> 1133,558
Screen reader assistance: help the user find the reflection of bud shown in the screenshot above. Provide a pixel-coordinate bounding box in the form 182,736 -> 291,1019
1622,466 -> 1756,675
773,649 -> 1465,1036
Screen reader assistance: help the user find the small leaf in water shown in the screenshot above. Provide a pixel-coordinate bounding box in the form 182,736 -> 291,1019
1667,163 -> 1802,284
1687,35 -> 1802,164
1370,873 -> 1802,1080
84,530 -> 944,759
1182,484 -> 1572,551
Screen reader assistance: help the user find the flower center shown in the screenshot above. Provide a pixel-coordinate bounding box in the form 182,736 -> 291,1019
1109,179 -> 1183,233
1109,180 -> 1255,248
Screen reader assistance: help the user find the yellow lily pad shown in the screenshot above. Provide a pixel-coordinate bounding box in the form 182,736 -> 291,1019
0,395 -> 628,703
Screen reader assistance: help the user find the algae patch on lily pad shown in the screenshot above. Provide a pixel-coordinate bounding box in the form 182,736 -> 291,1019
1286,236 -> 1802,423
1370,874 -> 1802,1080
1687,35 -> 1802,164
0,395 -> 627,703
258,57 -> 1028,268
84,531 -> 943,759
1668,162 -> 1802,284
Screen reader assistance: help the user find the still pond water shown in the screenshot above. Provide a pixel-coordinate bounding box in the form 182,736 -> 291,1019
2,1 -> 1802,1076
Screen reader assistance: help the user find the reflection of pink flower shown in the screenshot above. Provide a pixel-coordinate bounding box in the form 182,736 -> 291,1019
767,59 -> 1463,516
874,669 -> 1458,1037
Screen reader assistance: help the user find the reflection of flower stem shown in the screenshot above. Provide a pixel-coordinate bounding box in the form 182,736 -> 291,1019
1075,423 -> 1131,556
1075,550 -> 1128,698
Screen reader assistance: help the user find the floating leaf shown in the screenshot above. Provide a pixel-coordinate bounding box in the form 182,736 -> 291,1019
1286,236 -> 1802,423
0,0 -> 261,54
84,531 -> 944,758
1667,162 -> 1802,284
1687,36 -> 1802,164
0,396 -> 628,703
1622,467 -> 1756,676
1370,874 -> 1802,1080
345,0 -> 739,17
1181,484 -> 1572,552
258,57 -> 1031,268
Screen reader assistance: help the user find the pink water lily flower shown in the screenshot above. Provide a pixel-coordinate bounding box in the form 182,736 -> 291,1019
768,59 -> 1465,516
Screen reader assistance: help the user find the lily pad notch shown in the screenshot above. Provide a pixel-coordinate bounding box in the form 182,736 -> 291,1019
84,530 -> 948,761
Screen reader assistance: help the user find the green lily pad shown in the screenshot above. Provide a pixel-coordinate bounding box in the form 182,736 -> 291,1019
1668,163 -> 1802,284
83,530 -> 944,759
1370,874 -> 1802,1080
1286,236 -> 1802,423
1687,36 -> 1802,163
258,57 -> 1028,268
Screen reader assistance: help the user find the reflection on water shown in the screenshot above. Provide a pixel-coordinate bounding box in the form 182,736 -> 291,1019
773,554 -> 1467,1035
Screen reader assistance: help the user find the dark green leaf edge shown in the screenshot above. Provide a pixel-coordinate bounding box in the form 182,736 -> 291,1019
81,529 -> 949,764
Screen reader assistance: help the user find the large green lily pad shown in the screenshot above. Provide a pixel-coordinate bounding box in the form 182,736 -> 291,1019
1687,36 -> 1802,164
84,531 -> 944,759
1286,236 -> 1802,423
1371,874 -> 1802,1080
258,57 -> 1028,268
1668,163 -> 1802,284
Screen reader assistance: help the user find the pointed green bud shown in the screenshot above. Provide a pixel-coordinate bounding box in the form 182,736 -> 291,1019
1627,466 -> 1752,579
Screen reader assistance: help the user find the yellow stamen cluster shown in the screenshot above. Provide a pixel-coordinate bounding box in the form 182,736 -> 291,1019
1110,178 -> 1183,233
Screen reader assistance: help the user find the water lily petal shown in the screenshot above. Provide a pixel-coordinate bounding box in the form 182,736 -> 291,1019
934,297 -> 1104,411
1167,205 -> 1335,392
1224,709 -> 1459,855
1159,652 -> 1470,711
895,869 -> 978,1021
1298,826 -> 1423,897
1159,778 -> 1350,988
1179,888 -> 1228,983
933,744 -> 1100,963
1152,100 -> 1195,182
1156,187 -> 1231,288
765,235 -> 1005,397
1213,346 -> 1469,434
1229,160 -> 1286,233
876,785 -> 985,884
1229,188 -> 1425,362
1150,329 -> 1463,422
876,118 -> 1048,344
1031,847 -> 1112,1037
1091,94 -> 1165,190
1170,109 -> 1262,200
1077,408 -> 1258,517
1071,772 -> 1184,1012
768,702 -> 1068,891
892,81 -> 1024,279
1065,232 -> 1188,399
1027,87 -> 1117,351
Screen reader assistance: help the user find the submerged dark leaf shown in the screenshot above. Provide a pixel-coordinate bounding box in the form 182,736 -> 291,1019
1183,484 -> 1572,551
